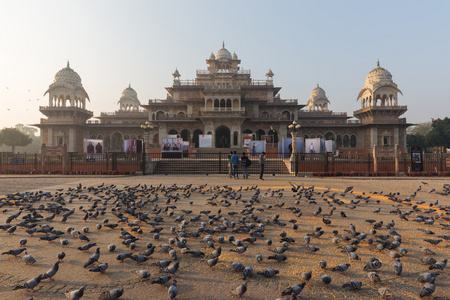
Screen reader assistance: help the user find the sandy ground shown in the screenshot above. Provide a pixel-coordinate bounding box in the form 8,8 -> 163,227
0,175 -> 449,300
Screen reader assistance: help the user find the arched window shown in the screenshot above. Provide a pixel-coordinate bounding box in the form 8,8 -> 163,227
350,135 -> 357,147
104,135 -> 110,149
343,135 -> 350,147
324,132 -> 335,141
233,131 -> 238,146
282,111 -> 290,120
156,111 -> 165,120
336,135 -> 342,147
243,129 -> 252,134
256,129 -> 265,140
220,99 -> 225,108
214,99 -> 219,108
261,112 -> 269,119
226,99 -> 231,108
168,129 -> 178,135
193,129 -> 202,148
181,129 -> 190,142
177,112 -> 186,118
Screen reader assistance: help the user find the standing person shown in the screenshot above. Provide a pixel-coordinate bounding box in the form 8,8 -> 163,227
241,152 -> 250,179
231,151 -> 240,179
228,151 -> 233,178
259,152 -> 265,180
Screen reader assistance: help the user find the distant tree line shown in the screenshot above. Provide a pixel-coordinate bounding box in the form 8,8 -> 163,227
0,124 -> 41,153
407,117 -> 450,150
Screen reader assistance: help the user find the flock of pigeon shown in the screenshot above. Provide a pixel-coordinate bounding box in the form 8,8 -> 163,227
0,180 -> 448,299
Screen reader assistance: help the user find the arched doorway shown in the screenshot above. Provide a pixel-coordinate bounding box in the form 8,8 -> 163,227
268,128 -> 278,143
215,126 -> 230,148
256,129 -> 265,140
193,129 -> 202,148
181,129 -> 190,143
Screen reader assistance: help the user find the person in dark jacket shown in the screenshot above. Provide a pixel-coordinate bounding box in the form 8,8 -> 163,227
241,152 -> 250,179
259,152 -> 265,180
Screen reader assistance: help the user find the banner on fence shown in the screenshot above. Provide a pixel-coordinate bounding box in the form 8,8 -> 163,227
242,134 -> 253,148
161,138 -> 182,152
124,139 -> 143,154
280,138 -> 304,158
305,138 -> 324,154
410,147 -> 423,172
249,141 -> 265,157
85,139 -> 104,154
199,135 -> 212,148
325,140 -> 336,153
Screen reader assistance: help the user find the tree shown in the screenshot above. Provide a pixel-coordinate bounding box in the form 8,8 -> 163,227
0,128 -> 33,153
407,122 -> 432,136
426,117 -> 450,149
406,122 -> 432,148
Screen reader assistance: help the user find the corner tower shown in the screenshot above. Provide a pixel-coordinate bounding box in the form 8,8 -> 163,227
37,61 -> 93,152
354,61 -> 408,152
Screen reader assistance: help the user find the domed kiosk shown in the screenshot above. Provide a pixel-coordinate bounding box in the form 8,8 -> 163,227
307,84 -> 330,111
118,84 -> 141,111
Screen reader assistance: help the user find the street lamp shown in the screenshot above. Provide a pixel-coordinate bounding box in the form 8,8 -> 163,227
141,121 -> 154,174
288,120 -> 301,173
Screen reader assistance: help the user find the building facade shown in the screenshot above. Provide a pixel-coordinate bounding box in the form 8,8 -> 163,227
36,45 -> 409,153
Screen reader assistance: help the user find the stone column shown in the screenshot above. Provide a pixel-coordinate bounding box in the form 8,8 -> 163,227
394,144 -> 399,176
373,145 -> 378,174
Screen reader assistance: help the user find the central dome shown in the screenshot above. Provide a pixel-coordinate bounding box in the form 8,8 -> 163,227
215,46 -> 232,61
121,84 -> 138,101
365,61 -> 392,85
310,84 -> 327,100
54,61 -> 82,87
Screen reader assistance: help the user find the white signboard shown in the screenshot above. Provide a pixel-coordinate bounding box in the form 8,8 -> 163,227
199,135 -> 212,148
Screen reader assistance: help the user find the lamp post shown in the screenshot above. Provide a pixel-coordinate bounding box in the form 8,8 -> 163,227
288,120 -> 301,174
140,121 -> 153,175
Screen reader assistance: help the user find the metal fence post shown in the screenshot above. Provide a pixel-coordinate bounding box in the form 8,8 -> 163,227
295,152 -> 299,176
219,152 -> 222,174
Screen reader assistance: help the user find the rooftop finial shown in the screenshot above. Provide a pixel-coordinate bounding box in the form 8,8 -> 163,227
317,83 -> 319,88
129,83 -> 131,88
377,59 -> 380,67
222,41 -> 225,48
67,60 -> 70,68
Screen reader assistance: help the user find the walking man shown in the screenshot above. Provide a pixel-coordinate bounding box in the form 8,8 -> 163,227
231,151 -> 240,179
259,152 -> 265,180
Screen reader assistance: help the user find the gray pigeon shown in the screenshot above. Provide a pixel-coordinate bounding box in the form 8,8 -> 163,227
321,274 -> 332,285
14,274 -> 43,291
281,282 -> 306,296
42,261 -> 60,280
232,282 -> 247,298
99,288 -> 124,300
257,268 -> 279,277
151,276 -> 172,286
364,258 -> 382,271
256,253 -> 263,263
65,285 -> 86,300
242,266 -> 253,280
231,262 -> 246,272
152,260 -> 172,268
419,282 -> 435,298
89,263 -> 108,273
22,252 -> 36,265
342,280 -> 362,290
393,259 -> 402,276
168,280 -> 178,300
207,257 -> 219,270
84,247 -> 100,268
331,263 -> 350,272
429,259 -> 447,271
417,272 -> 438,283
160,261 -> 180,275
367,271 -> 381,283
134,270 -> 151,281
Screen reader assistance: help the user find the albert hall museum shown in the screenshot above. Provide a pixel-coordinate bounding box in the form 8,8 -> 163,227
36,44 -> 409,154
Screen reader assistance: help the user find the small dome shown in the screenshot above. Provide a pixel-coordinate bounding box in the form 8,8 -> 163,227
209,52 -> 215,60
310,84 -> 327,100
121,84 -> 138,100
232,52 -> 238,59
54,61 -> 82,87
215,43 -> 232,61
266,69 -> 274,77
365,60 -> 392,85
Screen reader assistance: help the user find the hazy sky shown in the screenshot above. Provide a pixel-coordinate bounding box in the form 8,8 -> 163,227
1,1 -> 449,132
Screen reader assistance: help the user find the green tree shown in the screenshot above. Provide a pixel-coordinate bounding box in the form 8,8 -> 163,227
0,128 -> 33,153
407,122 -> 432,136
426,117 -> 450,148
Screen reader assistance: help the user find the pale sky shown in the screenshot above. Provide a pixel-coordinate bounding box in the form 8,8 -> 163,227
1,1 -> 449,132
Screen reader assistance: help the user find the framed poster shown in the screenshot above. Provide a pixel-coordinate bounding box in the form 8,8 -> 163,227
242,134 -> 253,148
199,135 -> 212,148
85,139 -> 104,154
249,141 -> 266,157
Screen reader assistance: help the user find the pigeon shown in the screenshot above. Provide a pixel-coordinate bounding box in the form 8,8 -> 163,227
300,270 -> 312,282
116,253 -> 132,263
232,282 -> 247,298
231,262 -> 246,272
151,276 -> 172,286
229,246 -> 247,254
429,259 -> 447,271
89,263 -> 108,274
134,270 -> 151,281
417,272 -> 438,283
77,243 -> 97,252
257,268 -> 279,277
319,260 -> 327,269
2,248 -> 27,256
168,280 -> 178,300
99,288 -> 124,300
108,244 -> 116,252
152,260 -> 172,268
378,287 -> 393,299
367,271 -> 381,284
207,257 -> 219,270
13,274 -> 43,291
281,282 -> 306,296
321,274 -> 332,286
42,261 -> 60,280
268,254 -> 287,262
393,259 -> 402,275
364,258 -> 382,271
65,285 -> 86,300
242,267 -> 254,280
342,280 -> 362,290
331,263 -> 350,272
160,261 -> 180,275
419,282 -> 435,298
58,252 -> 66,262
22,252 -> 36,264
84,247 -> 101,268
